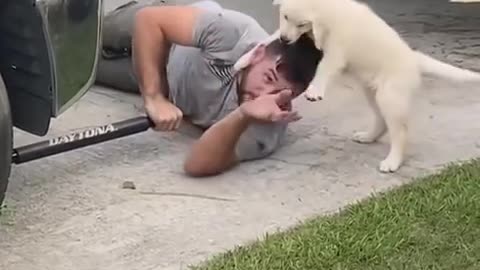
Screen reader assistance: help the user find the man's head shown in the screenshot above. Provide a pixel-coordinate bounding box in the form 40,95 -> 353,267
239,34 -> 322,102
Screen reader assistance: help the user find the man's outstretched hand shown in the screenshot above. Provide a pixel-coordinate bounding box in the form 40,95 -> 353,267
239,89 -> 301,123
144,95 -> 183,131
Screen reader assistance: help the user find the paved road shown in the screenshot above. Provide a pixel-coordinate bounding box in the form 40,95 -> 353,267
1,0 -> 480,269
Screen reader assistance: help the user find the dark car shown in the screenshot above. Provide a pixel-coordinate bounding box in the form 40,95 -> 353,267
0,0 -> 104,206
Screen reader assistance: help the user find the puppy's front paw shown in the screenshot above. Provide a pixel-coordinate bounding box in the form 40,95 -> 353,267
379,157 -> 401,173
352,131 -> 377,144
304,85 -> 324,101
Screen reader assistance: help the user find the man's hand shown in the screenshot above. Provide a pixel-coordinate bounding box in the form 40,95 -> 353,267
144,95 -> 183,131
184,89 -> 300,177
240,89 -> 301,123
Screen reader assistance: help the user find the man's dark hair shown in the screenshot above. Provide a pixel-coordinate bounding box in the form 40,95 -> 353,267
266,34 -> 323,94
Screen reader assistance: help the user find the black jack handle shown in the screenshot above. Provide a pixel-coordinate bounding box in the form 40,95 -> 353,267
12,116 -> 154,165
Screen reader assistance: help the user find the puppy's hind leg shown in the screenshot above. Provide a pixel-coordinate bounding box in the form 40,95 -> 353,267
375,80 -> 415,173
353,86 -> 387,143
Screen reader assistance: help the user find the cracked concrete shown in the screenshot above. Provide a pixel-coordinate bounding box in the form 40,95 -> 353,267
1,0 -> 480,269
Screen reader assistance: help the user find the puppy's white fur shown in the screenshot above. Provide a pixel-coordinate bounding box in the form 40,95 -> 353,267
275,0 -> 480,173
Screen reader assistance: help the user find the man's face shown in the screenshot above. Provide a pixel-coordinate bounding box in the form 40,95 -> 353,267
240,45 -> 299,103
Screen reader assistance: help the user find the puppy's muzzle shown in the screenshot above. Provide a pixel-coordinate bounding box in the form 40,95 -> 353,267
279,35 -> 290,43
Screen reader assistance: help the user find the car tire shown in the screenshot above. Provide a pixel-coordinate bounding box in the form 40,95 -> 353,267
0,74 -> 12,207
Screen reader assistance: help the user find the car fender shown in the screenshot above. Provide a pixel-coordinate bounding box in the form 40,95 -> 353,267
0,72 -> 13,207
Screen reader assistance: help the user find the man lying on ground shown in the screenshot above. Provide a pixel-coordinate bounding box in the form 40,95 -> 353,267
95,0 -> 322,177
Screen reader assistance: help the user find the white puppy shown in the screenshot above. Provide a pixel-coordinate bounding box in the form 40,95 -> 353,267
273,0 -> 480,173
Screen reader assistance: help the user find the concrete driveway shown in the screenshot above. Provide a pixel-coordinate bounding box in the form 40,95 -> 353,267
1,0 -> 480,269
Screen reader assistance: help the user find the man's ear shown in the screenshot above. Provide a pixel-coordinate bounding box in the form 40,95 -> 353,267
233,31 -> 279,71
234,43 -> 268,71
234,44 -> 261,71
248,44 -> 267,65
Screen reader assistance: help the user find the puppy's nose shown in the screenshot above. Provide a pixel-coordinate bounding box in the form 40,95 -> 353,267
279,35 -> 289,43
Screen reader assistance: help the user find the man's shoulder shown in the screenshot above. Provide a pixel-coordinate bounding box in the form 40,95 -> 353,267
221,9 -> 263,28
190,1 -> 265,31
221,9 -> 269,40
193,1 -> 264,29
191,2 -> 269,57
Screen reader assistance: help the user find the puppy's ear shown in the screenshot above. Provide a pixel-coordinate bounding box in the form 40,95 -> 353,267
272,0 -> 283,6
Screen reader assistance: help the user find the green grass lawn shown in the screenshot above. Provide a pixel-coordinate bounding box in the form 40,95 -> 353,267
192,159 -> 480,270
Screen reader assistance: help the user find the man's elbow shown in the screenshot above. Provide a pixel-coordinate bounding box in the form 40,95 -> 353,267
183,162 -> 221,178
183,163 -> 212,178
183,158 -> 237,178
134,7 -> 156,28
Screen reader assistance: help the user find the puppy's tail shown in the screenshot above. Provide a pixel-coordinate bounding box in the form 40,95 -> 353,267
415,51 -> 480,82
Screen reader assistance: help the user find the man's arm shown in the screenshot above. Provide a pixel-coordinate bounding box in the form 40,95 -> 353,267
184,90 -> 299,177
132,6 -> 204,131
184,108 -> 251,177
132,6 -> 201,100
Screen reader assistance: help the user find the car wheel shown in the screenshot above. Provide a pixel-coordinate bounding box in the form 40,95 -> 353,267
0,74 -> 12,207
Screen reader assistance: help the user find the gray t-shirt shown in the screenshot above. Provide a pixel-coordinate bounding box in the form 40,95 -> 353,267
166,0 -> 288,161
